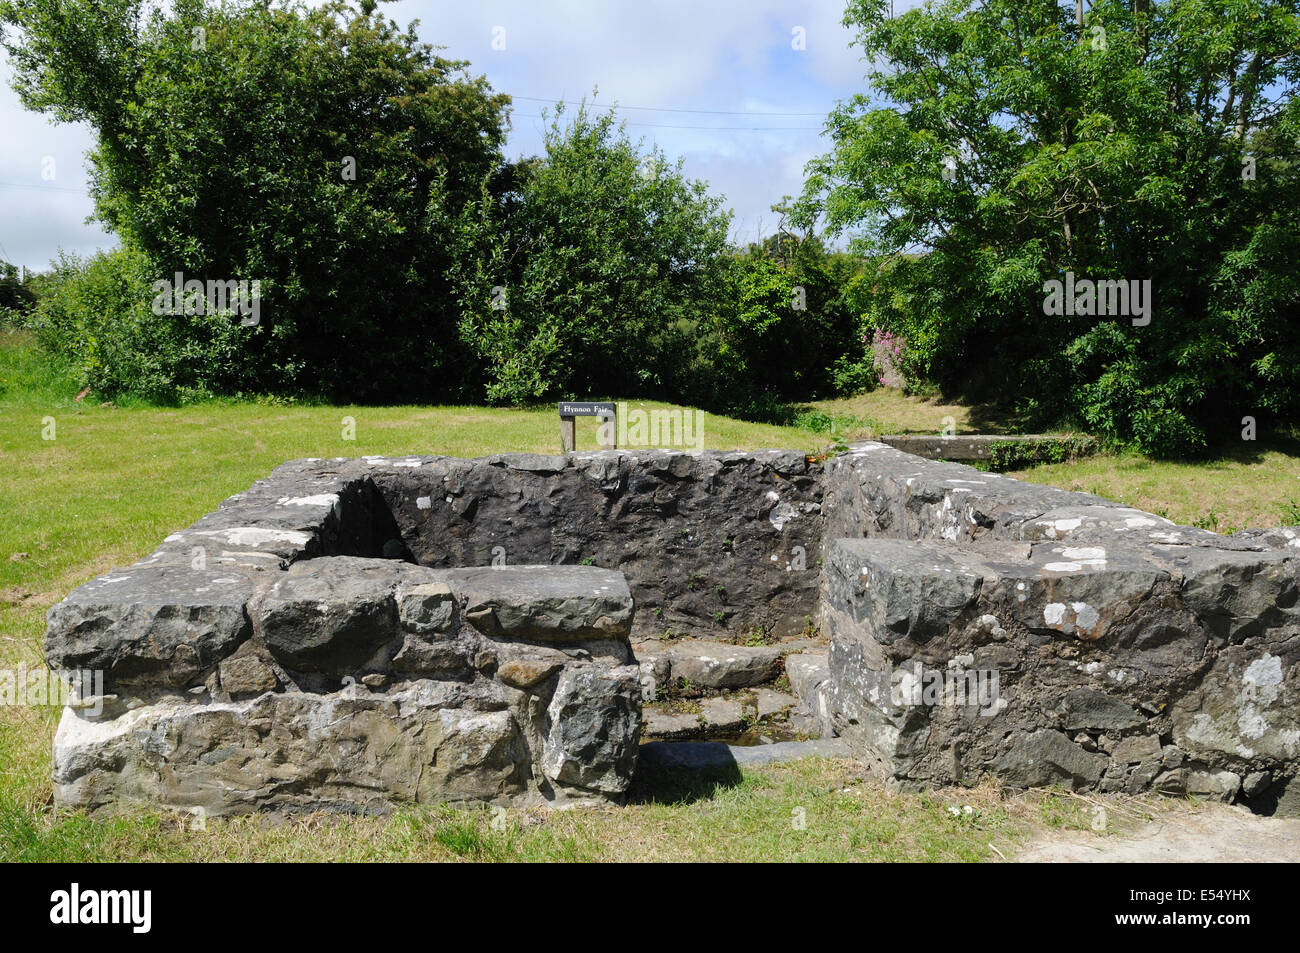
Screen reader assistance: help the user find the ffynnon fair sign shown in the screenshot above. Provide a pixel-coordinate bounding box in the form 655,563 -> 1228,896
558,401 -> 615,418
558,402 -> 616,452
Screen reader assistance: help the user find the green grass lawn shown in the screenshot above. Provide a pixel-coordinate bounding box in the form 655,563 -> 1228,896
2,760 -> 1036,862
1,328 -> 1293,861
801,390 -> 1300,532
1003,449 -> 1300,533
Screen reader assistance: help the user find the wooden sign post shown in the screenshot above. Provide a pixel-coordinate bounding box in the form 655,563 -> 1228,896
558,401 -> 617,453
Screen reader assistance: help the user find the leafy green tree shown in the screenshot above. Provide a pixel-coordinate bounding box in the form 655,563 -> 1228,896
0,261 -> 35,318
706,230 -> 862,413
2,0 -> 510,399
797,0 -> 1300,455
450,103 -> 733,405
713,254 -> 798,399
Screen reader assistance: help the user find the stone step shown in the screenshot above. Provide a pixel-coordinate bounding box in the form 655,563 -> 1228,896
633,636 -> 823,696
784,651 -> 829,700
444,565 -> 634,643
641,687 -> 798,740
643,696 -> 744,739
751,686 -> 797,719
638,737 -> 851,771
783,651 -> 835,739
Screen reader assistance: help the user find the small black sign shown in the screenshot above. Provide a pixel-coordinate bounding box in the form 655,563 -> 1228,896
558,401 -> 616,417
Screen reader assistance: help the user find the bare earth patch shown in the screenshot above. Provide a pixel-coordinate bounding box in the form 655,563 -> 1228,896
1016,803 -> 1300,863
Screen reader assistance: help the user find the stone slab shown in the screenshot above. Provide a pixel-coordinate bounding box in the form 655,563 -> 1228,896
447,565 -> 634,643
46,565 -> 254,691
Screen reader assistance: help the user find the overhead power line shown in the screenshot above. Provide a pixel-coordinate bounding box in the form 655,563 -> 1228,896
513,112 -> 821,132
0,180 -> 90,195
509,94 -> 825,118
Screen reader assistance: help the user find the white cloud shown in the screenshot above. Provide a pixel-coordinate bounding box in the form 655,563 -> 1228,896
0,59 -> 110,269
0,0 -> 886,269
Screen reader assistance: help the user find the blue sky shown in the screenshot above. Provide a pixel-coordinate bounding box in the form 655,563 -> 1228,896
0,0 -> 910,271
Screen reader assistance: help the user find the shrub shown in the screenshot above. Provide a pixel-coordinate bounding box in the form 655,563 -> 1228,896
450,104 -> 732,406
870,328 -> 906,389
26,248 -> 250,402
830,353 -> 876,396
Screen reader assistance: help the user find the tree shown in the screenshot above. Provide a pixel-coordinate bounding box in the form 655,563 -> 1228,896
0,261 -> 35,316
449,103 -> 733,405
2,0 -> 510,400
796,0 -> 1300,455
714,227 -> 862,407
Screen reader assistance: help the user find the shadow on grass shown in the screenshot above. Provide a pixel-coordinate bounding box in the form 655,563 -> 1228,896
1192,432 -> 1300,468
961,400 -> 1029,433
626,748 -> 744,806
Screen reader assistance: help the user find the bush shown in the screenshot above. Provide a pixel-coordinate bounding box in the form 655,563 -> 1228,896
26,248 -> 251,402
450,104 -> 732,405
830,353 -> 876,396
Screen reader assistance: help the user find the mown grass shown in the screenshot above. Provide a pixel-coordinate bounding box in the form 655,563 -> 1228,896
802,387 -> 1300,531
1,760 -> 1030,862
1,329 -> 1294,861
1004,448 -> 1300,532
802,388 -> 1027,439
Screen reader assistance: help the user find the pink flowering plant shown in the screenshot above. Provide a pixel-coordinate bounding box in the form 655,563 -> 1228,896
870,328 -> 907,389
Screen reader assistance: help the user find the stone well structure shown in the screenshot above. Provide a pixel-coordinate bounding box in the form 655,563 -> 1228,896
45,451 -> 821,814
44,444 -> 1300,815
821,443 -> 1300,810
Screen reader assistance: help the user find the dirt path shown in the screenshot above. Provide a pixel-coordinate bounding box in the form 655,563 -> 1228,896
1016,803 -> 1300,862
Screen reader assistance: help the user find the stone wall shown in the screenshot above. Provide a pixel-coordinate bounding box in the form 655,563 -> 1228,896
366,450 -> 824,639
45,450 -> 823,815
43,443 -> 1300,816
50,555 -> 642,815
821,442 -> 1300,812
